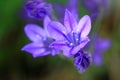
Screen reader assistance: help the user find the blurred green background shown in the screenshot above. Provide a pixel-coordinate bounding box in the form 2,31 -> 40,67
0,0 -> 120,80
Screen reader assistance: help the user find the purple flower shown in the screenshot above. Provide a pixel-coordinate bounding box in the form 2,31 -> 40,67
25,0 -> 53,20
74,51 -> 92,72
93,37 -> 111,66
66,0 -> 79,20
22,16 -> 59,58
55,0 -> 79,22
82,0 -> 109,20
47,9 -> 91,57
82,0 -> 99,13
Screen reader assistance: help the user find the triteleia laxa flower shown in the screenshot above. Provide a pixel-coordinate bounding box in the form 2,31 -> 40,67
47,9 -> 91,57
67,0 -> 79,20
74,51 -> 92,72
22,16 -> 59,58
93,37 -> 111,66
55,0 -> 78,22
25,0 -> 53,20
82,0 -> 110,21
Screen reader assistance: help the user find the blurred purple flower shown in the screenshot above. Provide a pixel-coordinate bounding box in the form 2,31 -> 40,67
22,16 -> 59,58
74,51 -> 92,72
82,0 -> 99,13
82,0 -> 109,20
55,0 -> 79,22
67,0 -> 79,20
25,0 -> 53,20
47,9 -> 91,57
93,37 -> 111,66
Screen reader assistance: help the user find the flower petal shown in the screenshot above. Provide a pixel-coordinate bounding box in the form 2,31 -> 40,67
47,21 -> 67,40
24,24 -> 46,42
94,37 -> 111,51
44,16 -> 52,37
22,42 -> 50,57
80,37 -> 90,48
82,0 -> 99,13
50,40 -> 72,57
64,9 -> 77,33
93,52 -> 103,66
33,51 -> 50,58
62,46 -> 73,57
51,49 -> 59,56
50,40 -> 67,48
72,37 -> 90,54
74,15 -> 91,38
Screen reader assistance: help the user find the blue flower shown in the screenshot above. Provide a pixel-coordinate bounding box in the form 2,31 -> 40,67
93,37 -> 111,66
74,51 -> 92,73
82,0 -> 110,21
25,0 -> 53,20
67,0 -> 79,19
47,9 -> 91,57
22,16 -> 59,58
55,0 -> 79,22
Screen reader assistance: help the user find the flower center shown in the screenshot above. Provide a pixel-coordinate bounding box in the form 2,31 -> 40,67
66,32 -> 81,47
43,37 -> 55,50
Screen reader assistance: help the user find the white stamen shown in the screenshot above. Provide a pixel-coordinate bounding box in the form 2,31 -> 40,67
76,38 -> 79,41
70,43 -> 74,46
36,35 -> 40,38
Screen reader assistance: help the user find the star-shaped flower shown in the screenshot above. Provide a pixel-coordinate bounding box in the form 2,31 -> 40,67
22,16 -> 59,58
47,9 -> 91,57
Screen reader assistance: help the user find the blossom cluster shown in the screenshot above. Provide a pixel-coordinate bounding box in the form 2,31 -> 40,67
22,0 -> 111,73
